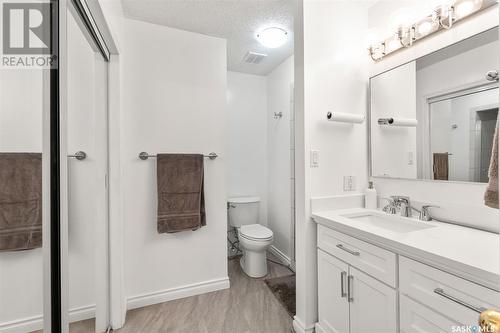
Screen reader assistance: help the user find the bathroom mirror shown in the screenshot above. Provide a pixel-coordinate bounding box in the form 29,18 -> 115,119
369,28 -> 499,183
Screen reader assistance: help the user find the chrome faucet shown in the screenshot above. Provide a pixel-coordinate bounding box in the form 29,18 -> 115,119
419,205 -> 439,221
381,197 -> 397,214
391,196 -> 412,217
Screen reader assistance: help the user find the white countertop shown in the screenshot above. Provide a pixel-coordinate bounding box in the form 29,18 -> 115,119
312,208 -> 500,291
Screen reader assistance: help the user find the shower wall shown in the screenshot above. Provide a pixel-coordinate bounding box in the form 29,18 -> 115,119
227,56 -> 295,265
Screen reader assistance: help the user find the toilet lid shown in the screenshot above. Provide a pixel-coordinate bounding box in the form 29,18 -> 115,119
240,224 -> 273,241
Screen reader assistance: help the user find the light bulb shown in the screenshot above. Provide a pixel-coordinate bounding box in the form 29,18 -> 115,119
256,27 -> 288,48
455,0 -> 482,19
418,21 -> 433,35
386,37 -> 402,53
389,9 -> 414,32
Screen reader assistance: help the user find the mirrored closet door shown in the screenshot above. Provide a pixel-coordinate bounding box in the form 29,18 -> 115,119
65,1 -> 110,332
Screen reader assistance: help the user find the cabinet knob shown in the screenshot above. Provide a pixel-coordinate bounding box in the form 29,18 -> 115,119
479,309 -> 500,333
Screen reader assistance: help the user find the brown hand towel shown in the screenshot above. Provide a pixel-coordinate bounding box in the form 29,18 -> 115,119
0,153 -> 42,251
157,154 -> 205,233
433,153 -> 449,181
485,121 -> 498,209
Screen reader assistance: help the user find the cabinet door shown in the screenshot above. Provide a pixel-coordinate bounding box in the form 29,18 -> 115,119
317,249 -> 350,333
400,295 -> 459,333
349,267 -> 397,333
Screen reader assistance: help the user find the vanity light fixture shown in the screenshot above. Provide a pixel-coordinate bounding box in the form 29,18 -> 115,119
368,0 -> 494,61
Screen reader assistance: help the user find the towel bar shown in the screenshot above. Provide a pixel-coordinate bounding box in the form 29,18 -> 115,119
138,152 -> 218,160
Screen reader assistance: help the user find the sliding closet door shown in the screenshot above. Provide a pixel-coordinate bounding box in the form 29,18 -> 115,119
0,1 -> 56,331
65,8 -> 109,333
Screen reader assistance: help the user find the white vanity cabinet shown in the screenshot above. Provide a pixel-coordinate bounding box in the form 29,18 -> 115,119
399,256 -> 500,332
316,225 -> 397,333
316,223 -> 500,333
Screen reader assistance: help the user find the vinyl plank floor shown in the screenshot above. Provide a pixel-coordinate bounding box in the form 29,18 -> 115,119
32,257 -> 294,333
116,257 -> 294,333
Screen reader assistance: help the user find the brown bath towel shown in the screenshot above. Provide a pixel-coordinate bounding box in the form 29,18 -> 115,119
433,153 -> 449,181
157,154 -> 205,233
0,153 -> 42,251
485,121 -> 498,209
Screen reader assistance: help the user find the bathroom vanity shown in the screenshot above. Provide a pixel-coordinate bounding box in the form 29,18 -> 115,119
313,208 -> 500,333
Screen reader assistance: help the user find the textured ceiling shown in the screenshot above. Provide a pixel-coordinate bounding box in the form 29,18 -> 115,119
121,0 -> 294,76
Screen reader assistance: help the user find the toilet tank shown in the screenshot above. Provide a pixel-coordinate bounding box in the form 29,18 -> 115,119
228,197 -> 260,228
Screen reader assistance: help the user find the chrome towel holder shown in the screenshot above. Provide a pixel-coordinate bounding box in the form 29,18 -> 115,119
138,152 -> 218,160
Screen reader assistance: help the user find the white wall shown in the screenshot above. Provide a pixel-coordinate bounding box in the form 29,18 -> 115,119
227,72 -> 268,226
267,56 -> 295,262
121,18 -> 229,308
368,2 -> 499,232
294,1 -> 370,332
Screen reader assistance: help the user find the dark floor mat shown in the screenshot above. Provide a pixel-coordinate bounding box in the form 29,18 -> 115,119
264,274 -> 296,317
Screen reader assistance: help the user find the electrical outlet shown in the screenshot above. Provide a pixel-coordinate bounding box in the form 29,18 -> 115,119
343,176 -> 356,191
310,150 -> 319,168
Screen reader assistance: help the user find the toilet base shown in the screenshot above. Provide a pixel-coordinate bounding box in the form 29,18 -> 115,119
240,250 -> 268,278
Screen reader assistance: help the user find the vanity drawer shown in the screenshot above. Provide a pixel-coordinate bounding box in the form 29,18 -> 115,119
399,256 -> 500,325
317,225 -> 397,287
400,295 -> 463,333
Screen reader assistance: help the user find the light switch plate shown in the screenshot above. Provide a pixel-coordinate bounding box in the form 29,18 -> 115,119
343,176 -> 356,191
310,150 -> 319,168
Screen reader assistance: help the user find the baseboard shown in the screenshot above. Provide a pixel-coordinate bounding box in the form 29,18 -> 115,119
293,316 -> 315,333
126,277 -> 230,310
315,323 -> 326,333
0,304 -> 95,333
268,245 -> 292,268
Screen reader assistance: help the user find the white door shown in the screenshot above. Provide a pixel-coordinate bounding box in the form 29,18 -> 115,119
400,295 -> 459,333
349,267 -> 397,333
67,9 -> 109,333
317,249 -> 350,333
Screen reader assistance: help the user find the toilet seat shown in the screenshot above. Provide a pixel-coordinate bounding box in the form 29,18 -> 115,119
239,224 -> 273,242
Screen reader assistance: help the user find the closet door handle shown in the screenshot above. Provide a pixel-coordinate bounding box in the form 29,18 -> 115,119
347,275 -> 354,302
68,151 -> 87,161
434,288 -> 486,313
340,271 -> 347,298
336,244 -> 360,256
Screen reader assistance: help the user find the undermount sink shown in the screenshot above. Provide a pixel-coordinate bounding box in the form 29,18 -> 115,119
340,213 -> 436,233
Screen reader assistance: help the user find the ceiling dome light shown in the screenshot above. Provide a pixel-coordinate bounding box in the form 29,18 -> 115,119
257,27 -> 288,48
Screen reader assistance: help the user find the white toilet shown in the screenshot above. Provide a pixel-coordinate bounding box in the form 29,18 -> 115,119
228,197 -> 273,278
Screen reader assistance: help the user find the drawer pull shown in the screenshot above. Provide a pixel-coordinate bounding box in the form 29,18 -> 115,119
434,288 -> 487,313
348,275 -> 354,302
340,271 -> 347,298
336,244 -> 360,256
